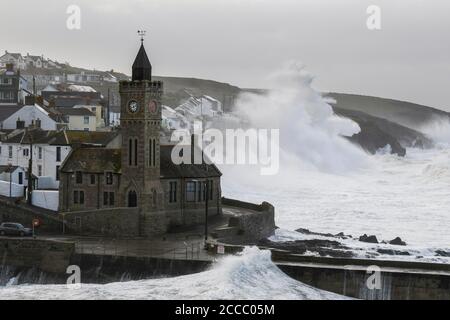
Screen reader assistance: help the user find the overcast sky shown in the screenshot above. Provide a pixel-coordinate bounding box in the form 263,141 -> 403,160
1,0 -> 449,109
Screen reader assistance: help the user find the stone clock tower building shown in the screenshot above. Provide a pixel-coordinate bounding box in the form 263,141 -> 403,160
118,41 -> 166,234
58,39 -> 223,238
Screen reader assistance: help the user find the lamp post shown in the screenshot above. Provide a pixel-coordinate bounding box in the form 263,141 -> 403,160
204,180 -> 209,248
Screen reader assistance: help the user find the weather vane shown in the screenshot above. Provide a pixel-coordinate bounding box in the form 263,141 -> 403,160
137,30 -> 146,44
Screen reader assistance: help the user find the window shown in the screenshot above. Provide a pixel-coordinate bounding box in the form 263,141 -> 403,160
84,128 -> 89,132
169,181 -> 177,203
105,172 -> 113,185
103,192 -> 114,206
56,165 -> 60,181
128,139 -> 132,166
18,172 -> 23,185
23,148 -> 29,157
38,165 -> 42,177
56,147 -> 61,162
38,147 -> 42,160
84,116 -> 89,125
75,171 -> 83,184
8,146 -> 12,159
74,190 -> 84,205
149,138 -> 156,167
186,181 -> 196,202
0,146 -> 2,155
90,174 -> 96,185
134,138 -> 138,166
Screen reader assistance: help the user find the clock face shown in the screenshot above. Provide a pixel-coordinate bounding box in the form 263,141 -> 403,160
128,100 -> 139,113
148,100 -> 158,114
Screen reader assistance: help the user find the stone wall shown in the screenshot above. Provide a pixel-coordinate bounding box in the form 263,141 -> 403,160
0,238 -> 74,273
222,197 -> 276,242
63,207 -> 140,237
0,196 -> 63,233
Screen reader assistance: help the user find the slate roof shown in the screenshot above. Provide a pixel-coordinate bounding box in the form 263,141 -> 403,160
60,144 -> 222,178
60,148 -> 121,174
160,145 -> 222,178
57,108 -> 95,117
1,129 -> 118,146
0,165 -> 20,174
0,105 -> 21,122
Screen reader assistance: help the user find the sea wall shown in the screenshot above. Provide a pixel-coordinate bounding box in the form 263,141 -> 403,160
278,263 -> 450,300
222,197 -> 276,242
0,238 -> 74,274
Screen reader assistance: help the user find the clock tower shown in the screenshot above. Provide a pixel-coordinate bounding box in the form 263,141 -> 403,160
119,37 -> 166,234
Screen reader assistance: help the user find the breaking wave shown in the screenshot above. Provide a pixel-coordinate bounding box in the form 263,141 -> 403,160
0,247 -> 346,300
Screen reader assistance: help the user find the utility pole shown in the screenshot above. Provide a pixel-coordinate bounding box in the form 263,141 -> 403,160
27,128 -> 34,205
107,87 -> 110,127
8,164 -> 12,198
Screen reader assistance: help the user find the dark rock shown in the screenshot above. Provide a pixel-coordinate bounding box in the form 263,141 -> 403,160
389,237 -> 406,246
295,228 -> 334,237
258,238 -> 354,258
359,234 -> 378,243
435,250 -> 450,257
377,249 -> 410,256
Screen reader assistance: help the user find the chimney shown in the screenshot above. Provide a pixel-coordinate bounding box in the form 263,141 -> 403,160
16,118 -> 25,129
25,95 -> 35,105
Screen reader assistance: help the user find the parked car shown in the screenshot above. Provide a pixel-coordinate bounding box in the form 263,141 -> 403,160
0,223 -> 33,237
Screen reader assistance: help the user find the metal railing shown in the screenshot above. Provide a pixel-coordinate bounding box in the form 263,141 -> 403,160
74,238 -> 205,261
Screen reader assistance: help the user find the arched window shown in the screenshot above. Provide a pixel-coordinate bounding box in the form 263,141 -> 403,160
128,138 -> 133,166
128,190 -> 137,207
148,138 -> 156,167
134,138 -> 138,166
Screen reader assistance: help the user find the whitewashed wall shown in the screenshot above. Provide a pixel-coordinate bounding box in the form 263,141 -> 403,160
0,180 -> 25,197
31,190 -> 59,212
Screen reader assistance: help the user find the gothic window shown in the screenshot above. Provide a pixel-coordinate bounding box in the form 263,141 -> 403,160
128,190 -> 137,207
128,139 -> 132,166
148,138 -> 156,167
90,174 -> 96,185
134,138 -> 138,166
149,139 -> 152,167
152,139 -> 156,166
